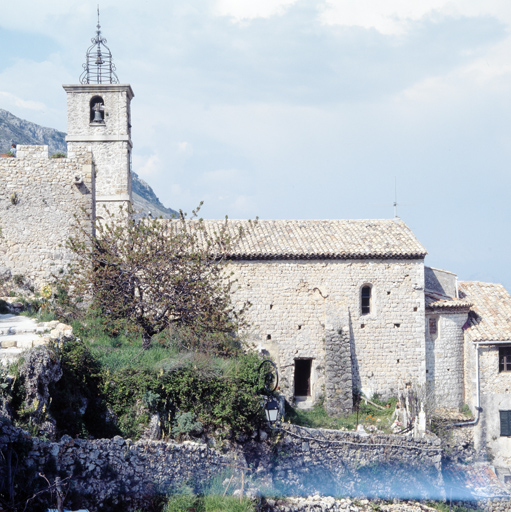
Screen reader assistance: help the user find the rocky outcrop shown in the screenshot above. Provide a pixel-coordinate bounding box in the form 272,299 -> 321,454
18,346 -> 62,437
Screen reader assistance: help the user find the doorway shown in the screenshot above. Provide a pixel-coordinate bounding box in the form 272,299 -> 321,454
294,359 -> 312,397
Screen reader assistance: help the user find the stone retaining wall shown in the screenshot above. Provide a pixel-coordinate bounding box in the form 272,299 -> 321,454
0,421 -> 449,510
271,425 -> 444,500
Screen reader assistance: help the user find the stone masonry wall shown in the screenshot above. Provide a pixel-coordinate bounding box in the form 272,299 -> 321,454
473,347 -> 511,468
0,421 -> 446,510
68,141 -> 130,201
0,145 -> 94,288
65,85 -> 132,204
269,425 -> 444,500
229,259 -> 426,404
325,319 -> 353,415
65,86 -> 132,138
425,312 -> 466,410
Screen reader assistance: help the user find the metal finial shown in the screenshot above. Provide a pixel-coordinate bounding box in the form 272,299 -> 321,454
80,6 -> 119,84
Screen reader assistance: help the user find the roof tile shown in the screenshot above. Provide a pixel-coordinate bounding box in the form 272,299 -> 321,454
193,219 -> 427,260
459,281 -> 511,342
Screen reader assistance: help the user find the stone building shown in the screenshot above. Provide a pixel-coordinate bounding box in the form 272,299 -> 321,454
200,219 -> 428,415
458,281 -> 511,470
2,18 -> 511,472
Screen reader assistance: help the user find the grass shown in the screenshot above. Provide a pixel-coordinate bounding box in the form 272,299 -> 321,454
286,395 -> 398,433
424,501 -> 478,512
164,494 -> 255,512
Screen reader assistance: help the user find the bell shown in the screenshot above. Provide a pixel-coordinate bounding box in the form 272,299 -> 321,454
93,109 -> 103,122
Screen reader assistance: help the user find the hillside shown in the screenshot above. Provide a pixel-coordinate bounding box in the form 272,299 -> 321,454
0,108 -> 177,218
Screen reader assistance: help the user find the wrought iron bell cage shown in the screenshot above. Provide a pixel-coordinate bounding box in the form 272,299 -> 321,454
80,8 -> 119,85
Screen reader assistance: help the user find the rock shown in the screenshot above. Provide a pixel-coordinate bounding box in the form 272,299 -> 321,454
141,413 -> 162,441
0,267 -> 12,281
113,435 -> 125,446
18,346 -> 62,438
50,443 -> 60,456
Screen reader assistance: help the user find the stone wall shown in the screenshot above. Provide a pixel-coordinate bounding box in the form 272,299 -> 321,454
425,312 -> 466,410
68,141 -> 131,203
262,497 -> 511,512
64,84 -> 133,210
64,85 -> 132,139
229,259 -> 426,404
0,421 -> 447,510
471,346 -> 511,468
324,319 -> 353,415
272,424 -> 444,500
0,145 -> 94,288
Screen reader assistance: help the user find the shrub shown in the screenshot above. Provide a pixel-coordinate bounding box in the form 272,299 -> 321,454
172,411 -> 203,438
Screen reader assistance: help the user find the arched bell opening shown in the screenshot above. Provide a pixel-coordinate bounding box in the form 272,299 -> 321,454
90,96 -> 105,123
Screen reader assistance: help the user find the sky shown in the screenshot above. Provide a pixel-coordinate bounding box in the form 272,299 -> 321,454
2,0 -> 511,290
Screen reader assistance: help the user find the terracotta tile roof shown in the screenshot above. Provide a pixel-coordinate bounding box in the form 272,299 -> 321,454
443,464 -> 508,499
459,281 -> 511,342
189,219 -> 427,260
425,292 -> 472,311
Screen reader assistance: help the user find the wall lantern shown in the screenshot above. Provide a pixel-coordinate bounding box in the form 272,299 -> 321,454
264,399 -> 280,424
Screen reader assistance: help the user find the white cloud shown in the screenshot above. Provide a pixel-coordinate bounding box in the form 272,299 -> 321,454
134,154 -> 161,177
199,168 -> 245,186
230,194 -> 256,216
215,0 -> 298,21
319,0 -> 511,35
0,91 -> 46,111
176,141 -> 193,155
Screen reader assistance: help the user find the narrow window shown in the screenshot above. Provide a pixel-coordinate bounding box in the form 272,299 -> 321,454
499,347 -> 511,372
294,359 -> 312,397
500,410 -> 511,436
90,95 -> 105,123
429,318 -> 438,340
361,286 -> 371,315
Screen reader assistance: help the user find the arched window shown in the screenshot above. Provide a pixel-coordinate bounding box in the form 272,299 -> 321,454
90,95 -> 105,123
361,285 -> 372,315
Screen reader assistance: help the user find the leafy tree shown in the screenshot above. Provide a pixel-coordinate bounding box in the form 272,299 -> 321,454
64,204 -> 252,351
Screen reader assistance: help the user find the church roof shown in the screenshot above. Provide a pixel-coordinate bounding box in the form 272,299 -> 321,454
425,292 -> 472,311
459,281 -> 511,342
195,218 -> 427,260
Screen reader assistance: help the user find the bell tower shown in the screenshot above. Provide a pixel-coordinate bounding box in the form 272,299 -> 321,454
63,8 -> 134,215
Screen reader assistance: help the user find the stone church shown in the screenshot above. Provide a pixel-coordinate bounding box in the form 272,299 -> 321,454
2,19 -> 511,471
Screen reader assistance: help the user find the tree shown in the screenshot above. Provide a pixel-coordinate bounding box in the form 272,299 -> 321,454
65,204 -> 252,351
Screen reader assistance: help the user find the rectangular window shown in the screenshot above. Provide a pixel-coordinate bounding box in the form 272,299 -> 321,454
429,317 -> 438,339
499,347 -> 511,372
501,410 -> 511,436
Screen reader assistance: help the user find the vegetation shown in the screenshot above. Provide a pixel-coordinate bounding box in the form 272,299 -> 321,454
286,395 -> 398,433
164,493 -> 254,512
3,309 -> 268,441
63,203 -> 254,351
424,501 -> 476,512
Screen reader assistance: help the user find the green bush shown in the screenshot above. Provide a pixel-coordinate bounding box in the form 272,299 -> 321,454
172,411 -> 203,438
49,339 -> 118,439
